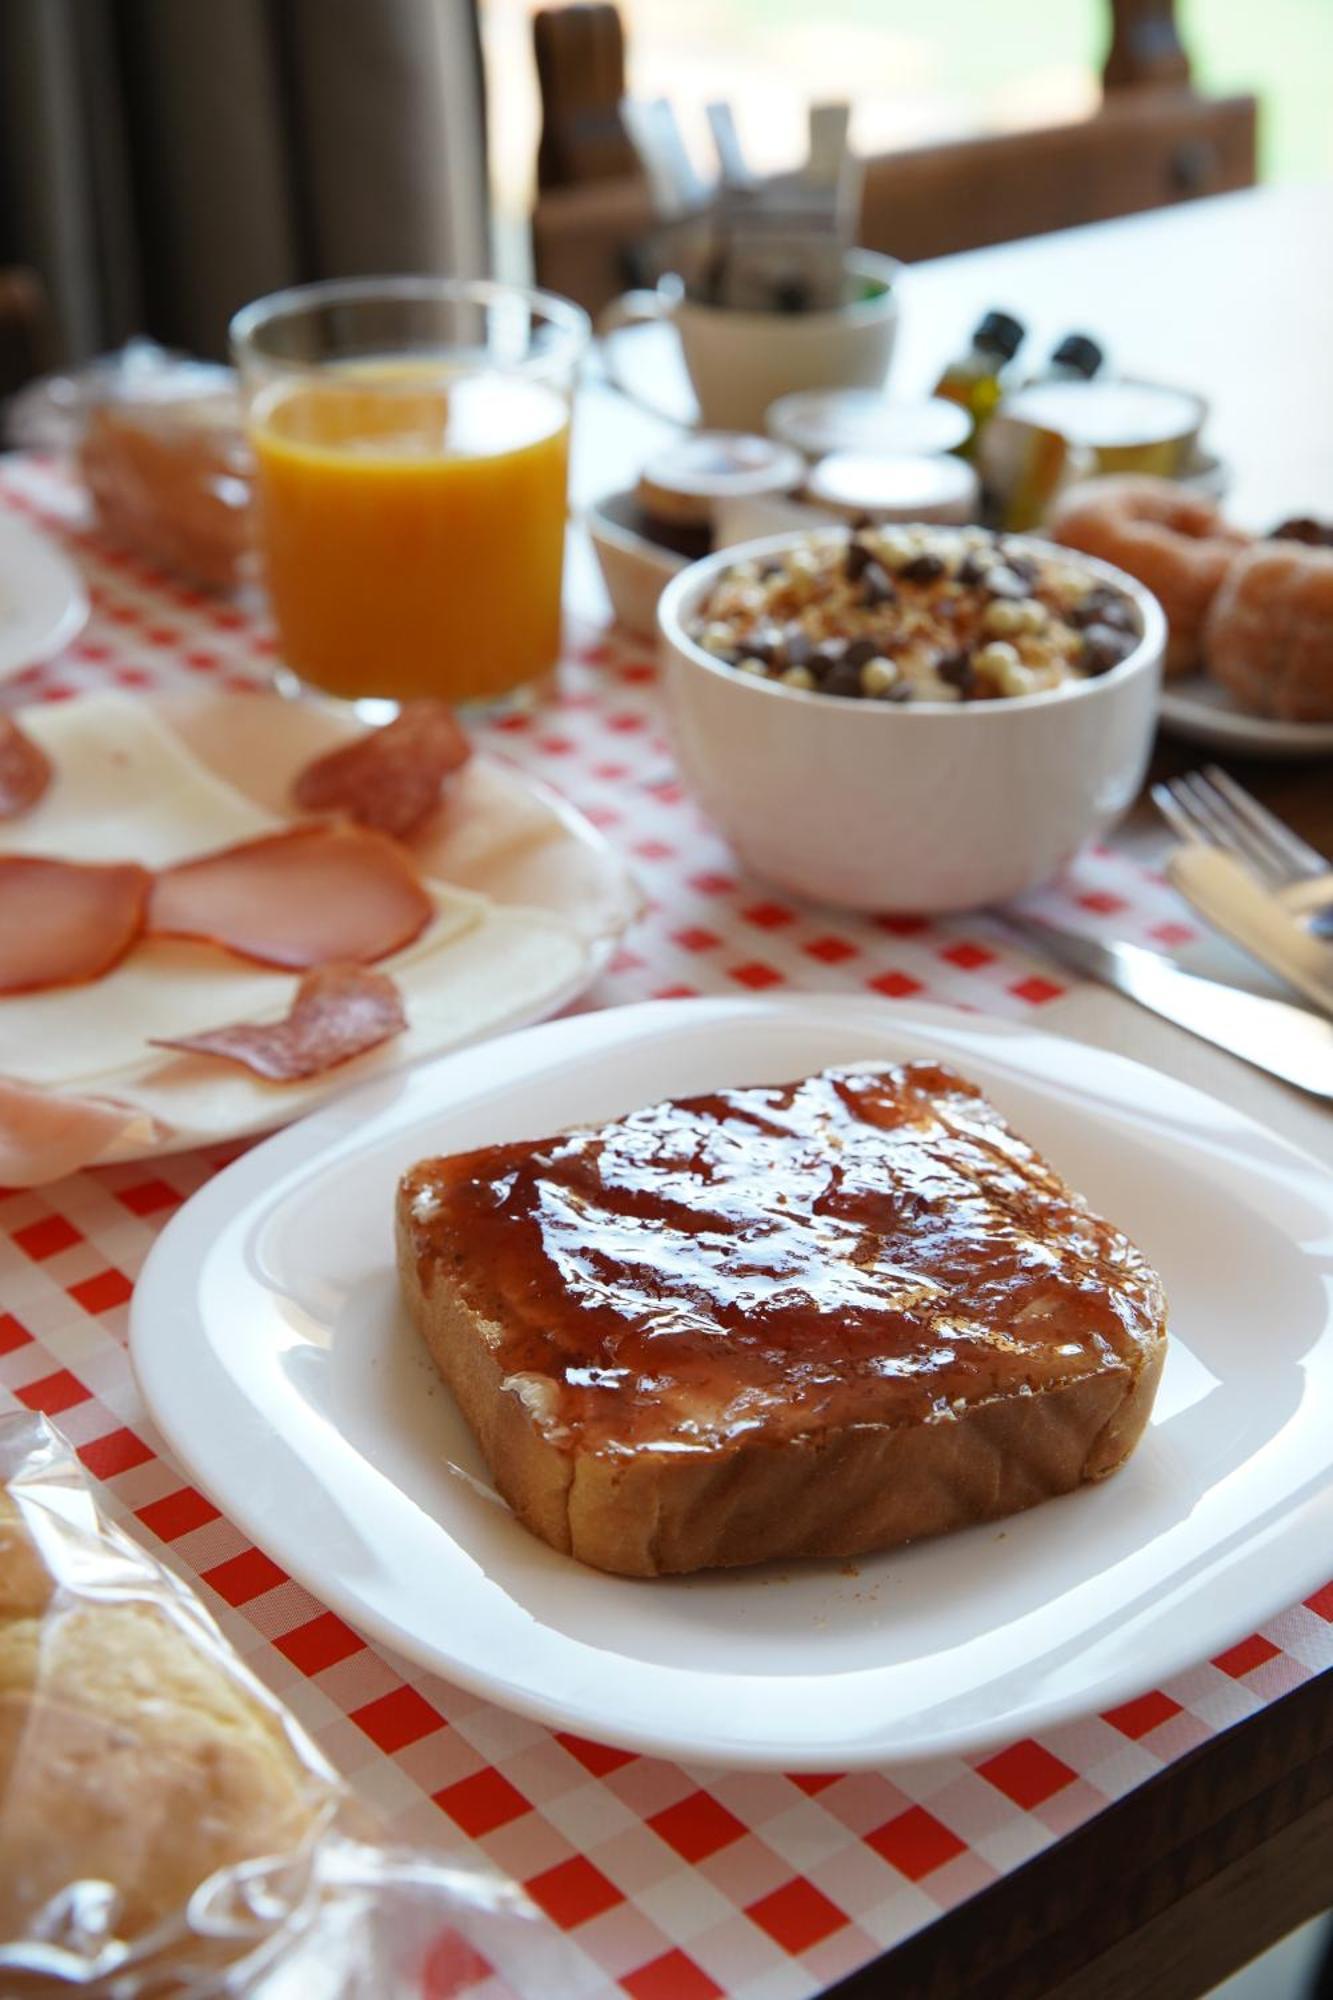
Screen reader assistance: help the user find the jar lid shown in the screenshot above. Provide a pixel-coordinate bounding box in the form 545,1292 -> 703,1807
1003,378 -> 1205,450
636,432 -> 805,528
975,310 -> 1025,361
1049,333 -> 1103,381
804,451 -> 980,524
765,390 -> 972,461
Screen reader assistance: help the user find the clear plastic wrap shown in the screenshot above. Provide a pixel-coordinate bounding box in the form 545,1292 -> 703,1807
6,340 -> 188,454
7,340 -> 253,592
0,1412 -> 581,1997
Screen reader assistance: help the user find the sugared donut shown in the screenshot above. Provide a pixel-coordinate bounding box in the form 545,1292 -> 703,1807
1048,476 -> 1249,676
1204,541 -> 1333,722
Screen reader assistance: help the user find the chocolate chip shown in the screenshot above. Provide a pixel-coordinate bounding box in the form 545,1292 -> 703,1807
1070,587 -> 1136,634
860,561 -> 895,606
936,649 -> 976,694
1080,622 -> 1134,675
822,660 -> 865,700
811,637 -> 850,674
901,551 -> 945,584
956,552 -> 989,586
846,536 -> 872,581
1272,515 -> 1333,547
1096,596 -> 1138,635
783,629 -> 813,669
844,637 -> 880,668
743,624 -> 784,666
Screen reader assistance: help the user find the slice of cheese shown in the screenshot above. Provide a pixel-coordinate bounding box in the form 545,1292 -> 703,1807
5,694 -> 280,865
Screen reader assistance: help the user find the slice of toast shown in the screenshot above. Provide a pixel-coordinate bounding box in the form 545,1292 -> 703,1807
396,1061 -> 1167,1577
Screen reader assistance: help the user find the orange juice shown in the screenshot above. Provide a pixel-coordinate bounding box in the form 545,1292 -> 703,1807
251,366 -> 570,703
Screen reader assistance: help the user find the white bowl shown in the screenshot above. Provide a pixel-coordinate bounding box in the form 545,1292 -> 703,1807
587,491 -> 688,639
657,529 -> 1166,913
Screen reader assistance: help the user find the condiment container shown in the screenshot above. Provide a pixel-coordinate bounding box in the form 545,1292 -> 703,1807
765,389 -> 971,461
636,432 -> 805,539
932,310 -> 1026,457
979,377 -> 1207,530
803,450 -> 980,524
1025,333 -> 1104,387
1001,378 -> 1205,474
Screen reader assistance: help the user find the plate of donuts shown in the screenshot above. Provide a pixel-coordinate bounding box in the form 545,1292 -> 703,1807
1158,676 -> 1333,758
1047,481 -> 1333,760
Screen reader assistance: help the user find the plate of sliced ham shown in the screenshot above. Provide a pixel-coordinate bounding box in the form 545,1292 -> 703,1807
0,691 -> 641,1185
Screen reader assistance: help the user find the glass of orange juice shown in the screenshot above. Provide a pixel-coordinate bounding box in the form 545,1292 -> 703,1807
230,277 -> 589,707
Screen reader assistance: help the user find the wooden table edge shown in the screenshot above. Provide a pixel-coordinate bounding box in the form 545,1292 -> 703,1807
827,1666 -> 1333,1999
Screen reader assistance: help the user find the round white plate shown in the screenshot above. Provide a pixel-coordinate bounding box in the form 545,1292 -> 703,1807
131,994 -> 1333,1770
0,513 -> 89,677
1159,674 -> 1333,759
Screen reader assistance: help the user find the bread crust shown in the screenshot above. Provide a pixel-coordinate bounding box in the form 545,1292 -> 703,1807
395,1087 -> 1168,1579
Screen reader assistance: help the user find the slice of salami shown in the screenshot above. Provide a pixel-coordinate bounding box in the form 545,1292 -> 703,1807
149,962 -> 407,1080
291,701 -> 471,841
0,712 -> 52,821
147,822 -> 434,969
0,856 -> 153,995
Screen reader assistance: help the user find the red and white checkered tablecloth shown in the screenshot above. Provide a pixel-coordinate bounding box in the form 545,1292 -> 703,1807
3,452 -> 1330,2000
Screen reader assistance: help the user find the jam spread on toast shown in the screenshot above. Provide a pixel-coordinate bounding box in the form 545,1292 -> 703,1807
400,1062 -> 1165,1453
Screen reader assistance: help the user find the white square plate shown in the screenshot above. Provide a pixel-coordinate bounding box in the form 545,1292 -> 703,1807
131,996 -> 1333,1768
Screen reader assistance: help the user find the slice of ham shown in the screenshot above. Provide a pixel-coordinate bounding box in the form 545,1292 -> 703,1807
0,713 -> 52,821
147,822 -> 434,970
0,1077 -> 166,1188
291,701 -> 471,841
0,856 -> 153,995
149,963 -> 408,1080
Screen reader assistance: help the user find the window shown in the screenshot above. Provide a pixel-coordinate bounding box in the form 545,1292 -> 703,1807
481,0 -> 1332,278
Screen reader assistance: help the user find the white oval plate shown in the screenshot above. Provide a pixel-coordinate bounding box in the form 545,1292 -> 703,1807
131,995 -> 1333,1770
1160,674 -> 1333,759
0,513 -> 89,677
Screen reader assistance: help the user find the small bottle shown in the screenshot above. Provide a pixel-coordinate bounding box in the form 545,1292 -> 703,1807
1027,333 -> 1104,386
933,310 -> 1026,457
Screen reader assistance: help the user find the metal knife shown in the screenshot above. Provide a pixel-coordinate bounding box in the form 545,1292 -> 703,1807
996,915 -> 1333,1100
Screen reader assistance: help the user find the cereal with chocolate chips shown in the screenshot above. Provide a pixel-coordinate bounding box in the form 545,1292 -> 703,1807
687,527 -> 1142,703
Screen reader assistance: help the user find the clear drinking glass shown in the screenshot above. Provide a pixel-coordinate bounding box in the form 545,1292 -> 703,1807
231,277 -> 589,707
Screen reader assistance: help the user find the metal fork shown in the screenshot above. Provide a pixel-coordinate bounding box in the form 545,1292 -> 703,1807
1152,766 -> 1333,937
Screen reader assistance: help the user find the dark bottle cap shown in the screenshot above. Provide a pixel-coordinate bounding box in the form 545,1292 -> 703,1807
1051,333 -> 1104,380
974,310 -> 1025,362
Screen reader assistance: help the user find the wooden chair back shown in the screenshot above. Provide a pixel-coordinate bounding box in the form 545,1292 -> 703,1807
530,0 -> 1257,315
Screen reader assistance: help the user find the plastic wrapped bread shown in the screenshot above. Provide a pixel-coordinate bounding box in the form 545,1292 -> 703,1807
7,338 -> 252,590
0,1411 -> 573,1996
78,369 -> 253,591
